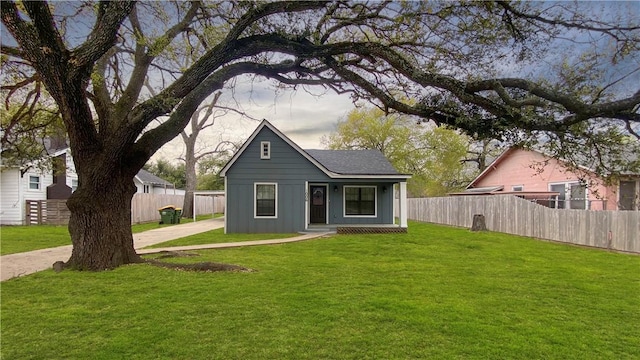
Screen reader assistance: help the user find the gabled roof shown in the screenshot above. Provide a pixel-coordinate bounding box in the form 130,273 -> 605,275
220,119 -> 410,179
468,145 -> 640,189
466,148 -> 516,189
306,149 -> 401,175
135,169 -> 174,187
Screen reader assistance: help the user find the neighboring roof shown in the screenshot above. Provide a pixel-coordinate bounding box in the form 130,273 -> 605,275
220,120 -> 410,180
449,189 -> 560,197
466,147 -> 516,189
136,169 -> 174,187
459,185 -> 504,194
305,149 -> 401,175
468,145 -> 640,189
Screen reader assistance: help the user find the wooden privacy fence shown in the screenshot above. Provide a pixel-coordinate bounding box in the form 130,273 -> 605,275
130,193 -> 224,224
25,194 -> 225,225
407,195 -> 639,254
25,200 -> 70,225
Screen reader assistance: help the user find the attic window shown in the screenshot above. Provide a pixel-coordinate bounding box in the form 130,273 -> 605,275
260,141 -> 271,159
512,185 -> 523,192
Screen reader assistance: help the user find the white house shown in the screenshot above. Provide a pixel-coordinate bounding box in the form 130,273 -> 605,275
1,148 -> 183,225
134,169 -> 185,196
1,148 -> 77,225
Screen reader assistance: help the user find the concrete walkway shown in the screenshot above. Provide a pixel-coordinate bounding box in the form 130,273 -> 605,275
1,218 -> 330,282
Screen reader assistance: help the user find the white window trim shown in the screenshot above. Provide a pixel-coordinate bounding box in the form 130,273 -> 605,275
343,185 -> 377,218
260,141 -> 271,159
512,185 -> 523,191
28,175 -> 41,191
254,182 -> 278,219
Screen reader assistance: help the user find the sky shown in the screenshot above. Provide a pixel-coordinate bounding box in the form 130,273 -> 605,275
152,77 -> 358,163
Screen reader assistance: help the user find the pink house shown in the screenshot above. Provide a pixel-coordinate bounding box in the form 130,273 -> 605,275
455,147 -> 639,211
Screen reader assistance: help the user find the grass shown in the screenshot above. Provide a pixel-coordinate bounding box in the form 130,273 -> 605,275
0,214 -> 219,255
143,228 -> 298,249
0,225 -> 71,255
2,221 -> 639,359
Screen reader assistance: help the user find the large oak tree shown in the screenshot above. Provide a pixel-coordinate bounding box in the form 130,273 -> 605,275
2,1 -> 638,270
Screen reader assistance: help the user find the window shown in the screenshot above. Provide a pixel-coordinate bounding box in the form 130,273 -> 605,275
549,182 -> 588,209
255,183 -> 277,218
72,179 -> 78,192
619,180 -> 638,210
344,186 -> 376,217
550,183 -> 565,209
512,185 -> 523,192
260,141 -> 271,159
143,185 -> 150,193
569,183 -> 587,210
29,176 -> 40,190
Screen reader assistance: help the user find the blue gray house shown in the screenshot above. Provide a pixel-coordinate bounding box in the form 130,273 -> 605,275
220,120 -> 411,233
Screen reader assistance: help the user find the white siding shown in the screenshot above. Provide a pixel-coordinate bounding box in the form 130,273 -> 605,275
151,186 -> 185,196
64,151 -> 78,191
134,179 -> 145,193
0,168 -> 52,225
1,170 -> 21,225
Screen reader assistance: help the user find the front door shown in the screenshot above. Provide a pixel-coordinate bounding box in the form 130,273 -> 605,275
310,185 -> 327,224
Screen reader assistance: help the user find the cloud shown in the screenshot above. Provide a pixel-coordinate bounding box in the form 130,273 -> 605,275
151,80 -> 357,163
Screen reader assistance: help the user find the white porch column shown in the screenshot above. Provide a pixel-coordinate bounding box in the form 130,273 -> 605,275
399,181 -> 408,228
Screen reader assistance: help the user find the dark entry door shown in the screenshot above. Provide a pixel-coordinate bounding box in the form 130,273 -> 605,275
310,185 -> 327,224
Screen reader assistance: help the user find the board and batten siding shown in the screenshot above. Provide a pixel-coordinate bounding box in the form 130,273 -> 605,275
408,195 -> 639,253
225,127 -> 328,233
226,126 -> 402,233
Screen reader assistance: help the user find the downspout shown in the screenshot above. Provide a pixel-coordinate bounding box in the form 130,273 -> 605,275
304,181 -> 309,231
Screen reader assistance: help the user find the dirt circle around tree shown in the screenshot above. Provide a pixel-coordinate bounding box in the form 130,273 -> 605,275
145,251 -> 254,273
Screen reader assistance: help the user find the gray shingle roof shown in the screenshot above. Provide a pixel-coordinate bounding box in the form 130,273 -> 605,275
305,149 -> 402,175
136,169 -> 173,186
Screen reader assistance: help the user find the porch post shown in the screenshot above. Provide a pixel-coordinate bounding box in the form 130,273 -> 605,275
399,181 -> 408,227
304,181 -> 309,231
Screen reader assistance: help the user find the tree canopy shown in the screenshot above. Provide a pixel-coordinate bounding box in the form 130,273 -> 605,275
323,106 -> 472,196
1,0 -> 638,270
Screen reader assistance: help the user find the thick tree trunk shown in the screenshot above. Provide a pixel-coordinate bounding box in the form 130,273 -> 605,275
65,176 -> 142,270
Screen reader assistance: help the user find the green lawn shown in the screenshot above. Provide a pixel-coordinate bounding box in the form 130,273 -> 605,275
0,214 -> 218,255
0,225 -> 71,255
2,221 -> 638,359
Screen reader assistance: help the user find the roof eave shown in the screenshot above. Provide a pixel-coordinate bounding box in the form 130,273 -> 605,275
328,173 -> 411,180
220,120 -> 339,178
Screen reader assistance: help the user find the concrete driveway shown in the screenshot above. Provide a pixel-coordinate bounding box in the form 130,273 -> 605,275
1,218 -> 331,282
1,218 -> 224,282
